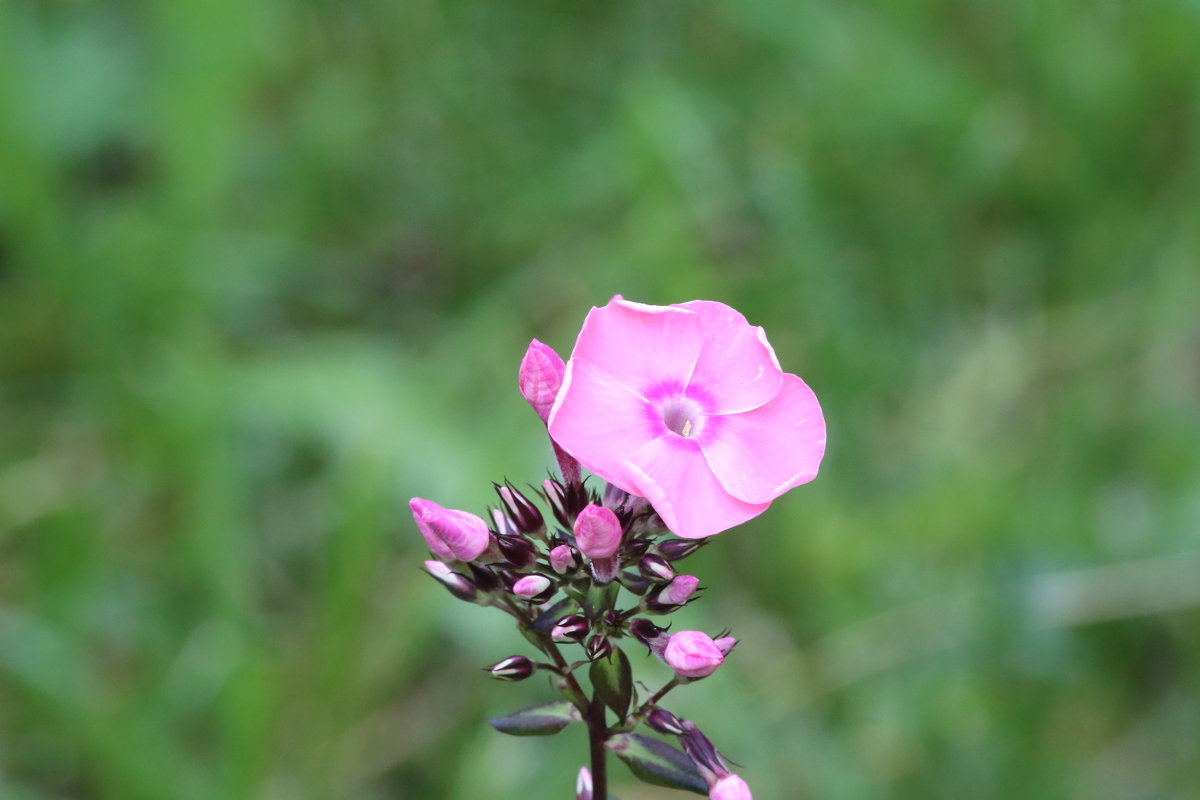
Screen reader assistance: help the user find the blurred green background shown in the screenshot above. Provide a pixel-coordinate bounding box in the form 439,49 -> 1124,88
2,1 -> 1199,798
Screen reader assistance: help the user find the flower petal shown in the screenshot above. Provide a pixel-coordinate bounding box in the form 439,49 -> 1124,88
700,373 -> 826,504
570,296 -> 703,397
548,357 -> 658,492
622,435 -> 769,538
677,300 -> 783,414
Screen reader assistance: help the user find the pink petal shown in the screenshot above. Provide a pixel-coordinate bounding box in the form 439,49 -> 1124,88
700,373 -> 826,504
548,357 -> 658,493
569,297 -> 702,397
677,300 -> 783,414
622,435 -> 769,538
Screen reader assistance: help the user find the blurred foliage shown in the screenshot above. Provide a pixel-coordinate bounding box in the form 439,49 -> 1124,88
1,0 -> 1199,798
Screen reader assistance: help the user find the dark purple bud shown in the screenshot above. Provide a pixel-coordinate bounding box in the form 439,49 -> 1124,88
585,635 -> 612,661
494,481 -> 545,537
424,560 -> 479,602
542,477 -> 592,529
551,614 -> 590,643
680,723 -> 731,784
645,575 -> 701,613
623,537 -> 653,560
489,655 -> 536,681
639,554 -> 675,582
468,563 -> 502,593
496,533 -> 537,568
630,618 -> 671,658
621,572 -> 651,595
645,707 -> 687,736
656,537 -> 707,562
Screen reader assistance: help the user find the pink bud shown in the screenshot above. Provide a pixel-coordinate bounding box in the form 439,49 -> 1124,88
661,574 -> 700,606
576,766 -> 593,800
549,544 -> 577,573
714,636 -> 738,655
410,498 -> 490,562
512,574 -> 551,597
664,631 -> 724,679
574,504 -> 622,559
709,774 -> 752,800
519,339 -> 566,424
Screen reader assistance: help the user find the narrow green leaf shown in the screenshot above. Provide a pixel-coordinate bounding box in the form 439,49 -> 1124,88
589,645 -> 633,719
488,701 -> 582,736
607,733 -> 708,795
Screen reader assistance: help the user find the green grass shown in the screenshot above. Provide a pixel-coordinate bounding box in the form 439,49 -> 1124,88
2,1 -> 1199,798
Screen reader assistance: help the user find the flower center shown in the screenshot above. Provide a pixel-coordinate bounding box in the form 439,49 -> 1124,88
661,398 -> 703,438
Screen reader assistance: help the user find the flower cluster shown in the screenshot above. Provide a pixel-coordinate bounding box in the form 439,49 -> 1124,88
411,297 -> 826,799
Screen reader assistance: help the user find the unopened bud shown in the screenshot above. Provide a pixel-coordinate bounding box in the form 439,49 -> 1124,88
489,655 -> 535,681
639,554 -> 675,582
574,504 -> 622,559
663,631 -> 724,679
709,773 -> 753,800
494,481 -> 545,536
714,636 -> 737,656
551,614 -> 590,643
602,482 -> 631,510
467,564 -> 502,593
410,498 -> 491,562
680,723 -> 731,785
512,574 -> 552,598
549,544 -> 577,574
655,575 -> 700,608
645,707 -> 686,736
623,537 -> 653,559
519,339 -> 566,424
630,618 -> 671,658
496,533 -> 537,568
584,634 -> 612,661
576,766 -> 593,800
423,560 -> 479,602
656,537 -> 707,562
543,478 -> 591,529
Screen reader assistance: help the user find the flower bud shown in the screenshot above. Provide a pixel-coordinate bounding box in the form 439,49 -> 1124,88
551,614 -> 590,643
512,574 -> 552,598
410,498 -> 490,562
489,655 -> 535,681
602,482 -> 631,510
680,723 -> 731,785
543,478 -> 592,529
584,634 -> 612,661
467,563 -> 502,593
494,481 -> 545,536
660,575 -> 700,606
714,635 -> 737,656
639,554 -> 675,582
496,533 -> 537,568
549,544 -> 577,574
574,504 -> 622,559
709,774 -> 752,800
630,618 -> 671,658
645,707 -> 686,736
576,766 -> 593,800
656,537 -> 707,562
519,339 -> 566,424
664,631 -> 724,679
423,560 -> 479,602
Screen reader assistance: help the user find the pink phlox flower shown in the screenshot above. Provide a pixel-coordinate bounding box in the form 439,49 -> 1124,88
664,630 -> 725,678
547,296 -> 826,538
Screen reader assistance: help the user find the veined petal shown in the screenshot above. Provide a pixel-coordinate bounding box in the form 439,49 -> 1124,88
548,357 -> 658,492
623,435 -> 769,538
700,373 -> 826,504
677,300 -> 783,414
570,296 -> 703,397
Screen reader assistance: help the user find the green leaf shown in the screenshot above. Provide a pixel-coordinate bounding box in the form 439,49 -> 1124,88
607,733 -> 708,795
589,645 -> 633,719
488,701 -> 582,736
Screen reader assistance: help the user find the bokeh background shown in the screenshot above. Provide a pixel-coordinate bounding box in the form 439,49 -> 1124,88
2,1 -> 1200,798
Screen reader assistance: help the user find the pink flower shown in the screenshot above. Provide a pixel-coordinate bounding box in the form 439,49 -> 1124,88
548,297 -> 825,538
549,544 -> 577,573
664,630 -> 725,678
409,498 -> 491,562
709,774 -> 753,800
512,575 -> 551,597
519,339 -> 567,424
